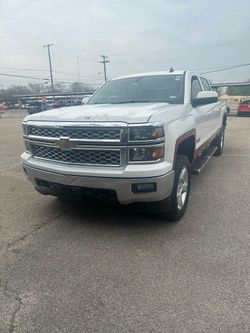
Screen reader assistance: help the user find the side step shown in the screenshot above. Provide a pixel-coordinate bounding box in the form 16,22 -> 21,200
191,146 -> 217,175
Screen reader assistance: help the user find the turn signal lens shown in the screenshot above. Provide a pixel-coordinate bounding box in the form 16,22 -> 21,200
151,147 -> 164,159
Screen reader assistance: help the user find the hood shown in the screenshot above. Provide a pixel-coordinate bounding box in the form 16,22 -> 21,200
24,103 -> 178,124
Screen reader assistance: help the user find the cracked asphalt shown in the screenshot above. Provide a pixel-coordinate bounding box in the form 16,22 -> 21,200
0,112 -> 250,332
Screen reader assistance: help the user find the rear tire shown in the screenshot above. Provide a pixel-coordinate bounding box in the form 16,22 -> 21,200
163,155 -> 191,222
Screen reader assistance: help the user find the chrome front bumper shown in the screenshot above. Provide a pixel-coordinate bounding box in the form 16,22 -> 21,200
22,164 -> 174,205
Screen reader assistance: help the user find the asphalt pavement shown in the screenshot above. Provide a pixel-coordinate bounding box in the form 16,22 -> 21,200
0,114 -> 249,332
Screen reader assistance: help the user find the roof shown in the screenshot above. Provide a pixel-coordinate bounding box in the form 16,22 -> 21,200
112,70 -> 186,80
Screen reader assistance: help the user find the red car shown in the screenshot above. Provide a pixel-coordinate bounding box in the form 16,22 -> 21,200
0,103 -> 8,110
238,100 -> 250,116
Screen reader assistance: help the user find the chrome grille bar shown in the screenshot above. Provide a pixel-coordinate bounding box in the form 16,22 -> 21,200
30,144 -> 122,166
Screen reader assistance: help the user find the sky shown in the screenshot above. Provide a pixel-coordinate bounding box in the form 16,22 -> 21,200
0,0 -> 250,88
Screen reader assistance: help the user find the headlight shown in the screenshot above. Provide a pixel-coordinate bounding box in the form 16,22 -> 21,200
129,146 -> 164,162
129,125 -> 164,142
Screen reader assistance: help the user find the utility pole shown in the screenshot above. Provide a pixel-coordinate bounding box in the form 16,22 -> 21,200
77,54 -> 80,82
0,85 -> 4,96
99,55 -> 110,82
43,43 -> 55,102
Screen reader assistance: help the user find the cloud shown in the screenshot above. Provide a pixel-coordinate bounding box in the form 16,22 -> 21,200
0,0 -> 250,86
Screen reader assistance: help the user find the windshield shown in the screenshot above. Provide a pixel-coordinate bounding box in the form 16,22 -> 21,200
88,74 -> 184,105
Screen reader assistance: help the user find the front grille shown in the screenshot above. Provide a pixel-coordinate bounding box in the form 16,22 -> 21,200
31,144 -> 121,166
28,126 -> 121,140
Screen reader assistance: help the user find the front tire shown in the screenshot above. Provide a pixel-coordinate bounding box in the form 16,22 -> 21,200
166,155 -> 191,221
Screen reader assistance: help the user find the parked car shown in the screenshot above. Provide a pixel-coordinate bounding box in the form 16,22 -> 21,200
21,70 -> 227,221
238,100 -> 250,116
53,100 -> 69,108
27,102 -> 48,114
0,103 -> 8,110
72,98 -> 82,106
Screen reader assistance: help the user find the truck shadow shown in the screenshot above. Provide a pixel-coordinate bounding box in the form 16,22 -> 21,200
51,197 -> 178,232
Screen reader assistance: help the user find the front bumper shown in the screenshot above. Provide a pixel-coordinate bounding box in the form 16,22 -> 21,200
22,164 -> 174,205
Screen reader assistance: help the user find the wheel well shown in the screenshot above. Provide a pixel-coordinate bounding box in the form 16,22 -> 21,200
176,136 -> 195,164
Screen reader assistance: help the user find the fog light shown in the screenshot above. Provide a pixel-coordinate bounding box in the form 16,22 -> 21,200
131,182 -> 157,194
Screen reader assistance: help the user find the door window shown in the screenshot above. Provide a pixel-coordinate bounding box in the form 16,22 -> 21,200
200,77 -> 211,91
191,77 -> 202,99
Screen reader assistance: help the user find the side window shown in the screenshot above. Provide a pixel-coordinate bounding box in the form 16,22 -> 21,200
200,78 -> 211,91
191,77 -> 202,99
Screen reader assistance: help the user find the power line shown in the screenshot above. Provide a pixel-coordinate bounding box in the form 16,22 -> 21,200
109,40 -> 250,58
0,66 -> 100,79
0,72 -> 103,86
0,72 -> 49,80
0,66 -> 49,72
52,49 -> 95,64
53,80 -> 102,86
54,70 -> 99,79
201,62 -> 250,74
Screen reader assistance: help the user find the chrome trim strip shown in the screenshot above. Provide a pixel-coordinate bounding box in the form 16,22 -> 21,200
27,135 -> 122,143
26,121 -> 128,128
29,140 -> 126,150
32,156 -> 123,168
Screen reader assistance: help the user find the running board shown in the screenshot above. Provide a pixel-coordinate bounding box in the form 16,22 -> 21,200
191,146 -> 217,175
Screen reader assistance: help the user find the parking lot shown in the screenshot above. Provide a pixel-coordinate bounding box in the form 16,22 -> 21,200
0,114 -> 250,332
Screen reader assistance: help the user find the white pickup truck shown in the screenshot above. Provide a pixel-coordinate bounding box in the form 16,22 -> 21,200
21,70 -> 227,221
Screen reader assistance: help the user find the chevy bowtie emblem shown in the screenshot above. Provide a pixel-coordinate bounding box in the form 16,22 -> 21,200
56,137 -> 75,150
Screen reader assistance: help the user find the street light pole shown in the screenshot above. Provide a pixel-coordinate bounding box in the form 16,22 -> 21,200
43,43 -> 55,102
99,55 -> 110,82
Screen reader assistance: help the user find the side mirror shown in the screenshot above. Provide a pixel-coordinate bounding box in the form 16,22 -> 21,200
192,91 -> 218,107
82,96 -> 90,105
